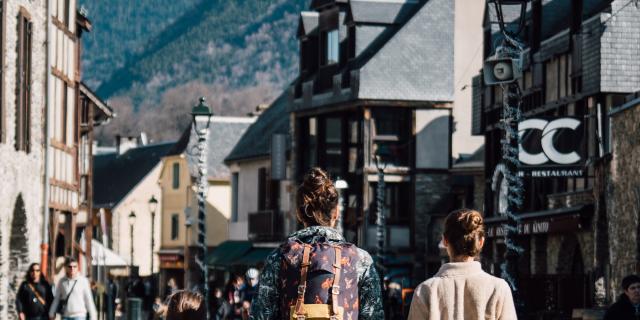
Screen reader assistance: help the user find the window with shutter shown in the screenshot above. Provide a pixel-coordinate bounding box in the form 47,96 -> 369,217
15,8 -> 31,153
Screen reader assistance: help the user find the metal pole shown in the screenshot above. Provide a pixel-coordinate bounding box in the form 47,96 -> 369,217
375,166 -> 386,278
194,126 -> 210,319
151,210 -> 155,294
130,223 -> 134,276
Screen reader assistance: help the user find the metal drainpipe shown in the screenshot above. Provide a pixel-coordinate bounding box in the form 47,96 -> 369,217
41,0 -> 53,277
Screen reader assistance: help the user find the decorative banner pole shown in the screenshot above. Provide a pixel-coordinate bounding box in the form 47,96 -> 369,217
485,0 -> 530,310
191,97 -> 213,319
372,140 -> 391,279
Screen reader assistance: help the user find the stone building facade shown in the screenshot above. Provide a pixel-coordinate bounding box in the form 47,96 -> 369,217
471,0 -> 640,317
607,96 -> 640,300
0,1 -> 112,318
0,0 -> 48,318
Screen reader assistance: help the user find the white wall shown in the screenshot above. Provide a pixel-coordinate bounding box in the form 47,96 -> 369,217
113,163 -> 163,276
453,0 -> 485,158
228,159 -> 269,240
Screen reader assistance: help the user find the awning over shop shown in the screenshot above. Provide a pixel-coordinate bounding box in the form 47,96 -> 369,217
484,204 -> 594,238
206,241 -> 252,267
232,247 -> 276,267
91,240 -> 128,267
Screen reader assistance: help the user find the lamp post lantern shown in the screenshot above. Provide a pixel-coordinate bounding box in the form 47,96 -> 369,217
191,97 -> 214,319
486,0 -> 530,310
335,178 -> 348,236
128,211 -> 136,276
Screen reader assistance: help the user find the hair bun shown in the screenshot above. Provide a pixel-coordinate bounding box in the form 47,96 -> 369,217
296,168 -> 339,227
443,209 -> 485,257
462,212 -> 483,233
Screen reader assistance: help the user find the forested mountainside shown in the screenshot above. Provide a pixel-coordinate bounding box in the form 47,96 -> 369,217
80,0 -> 307,143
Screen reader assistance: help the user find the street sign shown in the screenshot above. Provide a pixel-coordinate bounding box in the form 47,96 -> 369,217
518,117 -> 586,177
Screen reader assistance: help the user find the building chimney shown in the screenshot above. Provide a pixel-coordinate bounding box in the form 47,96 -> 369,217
247,103 -> 270,117
116,135 -> 138,155
140,132 -> 149,146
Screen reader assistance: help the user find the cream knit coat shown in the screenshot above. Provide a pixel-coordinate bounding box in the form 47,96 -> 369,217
408,262 -> 517,320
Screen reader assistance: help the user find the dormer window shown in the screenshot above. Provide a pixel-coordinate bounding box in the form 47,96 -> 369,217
326,29 -> 339,65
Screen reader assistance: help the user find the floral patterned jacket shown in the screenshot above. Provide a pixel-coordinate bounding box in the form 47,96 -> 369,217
249,226 -> 384,320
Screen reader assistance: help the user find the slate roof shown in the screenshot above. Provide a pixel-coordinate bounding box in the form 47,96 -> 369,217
179,117 -> 255,180
349,0 -> 419,24
292,0 -> 455,106
93,142 -> 175,208
356,0 -> 453,101
451,145 -> 484,172
225,91 -> 290,162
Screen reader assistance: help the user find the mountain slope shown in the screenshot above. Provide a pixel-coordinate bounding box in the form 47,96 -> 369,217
79,0 -> 202,89
83,0 -> 307,144
96,0 -> 305,102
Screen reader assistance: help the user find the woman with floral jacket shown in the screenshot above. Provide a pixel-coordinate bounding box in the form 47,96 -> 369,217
249,168 -> 383,320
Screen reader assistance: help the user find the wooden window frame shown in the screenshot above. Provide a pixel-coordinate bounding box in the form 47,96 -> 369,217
15,7 -> 32,153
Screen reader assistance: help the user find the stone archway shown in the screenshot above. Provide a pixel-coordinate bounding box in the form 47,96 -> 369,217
7,194 -> 30,320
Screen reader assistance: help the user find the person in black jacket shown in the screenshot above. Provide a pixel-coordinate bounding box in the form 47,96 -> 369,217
16,263 -> 53,320
604,275 -> 640,320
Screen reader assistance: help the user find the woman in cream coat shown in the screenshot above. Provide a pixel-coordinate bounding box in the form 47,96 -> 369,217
408,209 -> 517,320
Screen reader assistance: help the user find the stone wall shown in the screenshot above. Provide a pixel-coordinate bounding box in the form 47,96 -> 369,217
607,103 -> 640,300
473,174 -> 484,212
0,0 -> 48,318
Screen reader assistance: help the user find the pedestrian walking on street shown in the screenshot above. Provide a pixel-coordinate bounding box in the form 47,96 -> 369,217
16,263 -> 54,320
408,209 -> 517,320
604,275 -> 640,320
165,290 -> 205,320
49,257 -> 98,320
250,167 -> 384,320
225,275 -> 246,319
243,268 -> 259,305
212,288 -> 231,320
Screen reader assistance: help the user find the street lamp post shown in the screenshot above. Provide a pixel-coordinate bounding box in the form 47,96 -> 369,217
128,211 -> 137,277
486,0 -> 529,310
335,178 -> 348,236
148,195 -> 158,295
191,97 -> 214,319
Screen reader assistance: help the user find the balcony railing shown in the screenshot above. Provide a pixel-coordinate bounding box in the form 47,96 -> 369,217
248,210 -> 284,242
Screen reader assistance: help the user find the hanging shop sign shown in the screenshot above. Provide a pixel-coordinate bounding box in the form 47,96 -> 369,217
485,215 -> 580,238
518,117 -> 586,177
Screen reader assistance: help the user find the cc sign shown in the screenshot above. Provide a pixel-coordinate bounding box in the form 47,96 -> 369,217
518,118 -> 582,165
